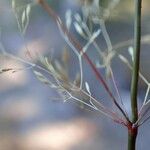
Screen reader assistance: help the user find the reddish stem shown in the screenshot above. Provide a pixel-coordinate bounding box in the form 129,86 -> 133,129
37,0 -> 129,122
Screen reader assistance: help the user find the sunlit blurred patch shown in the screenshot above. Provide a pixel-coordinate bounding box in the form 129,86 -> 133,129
19,38 -> 51,61
0,97 -> 40,121
0,56 -> 27,91
20,118 -> 97,150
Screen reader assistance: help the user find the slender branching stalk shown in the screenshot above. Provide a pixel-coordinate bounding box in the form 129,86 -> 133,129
2,0 -> 150,149
128,0 -> 142,149
37,0 -> 130,122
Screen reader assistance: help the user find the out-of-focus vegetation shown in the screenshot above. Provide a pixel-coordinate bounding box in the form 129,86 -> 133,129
0,0 -> 150,150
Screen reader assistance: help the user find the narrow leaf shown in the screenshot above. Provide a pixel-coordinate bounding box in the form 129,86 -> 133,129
26,4 -> 31,18
65,9 -> 72,30
85,82 -> 90,94
74,22 -> 84,35
22,10 -> 26,27
12,0 -> 16,9
74,13 -> 82,23
33,70 -> 50,85
128,46 -> 134,62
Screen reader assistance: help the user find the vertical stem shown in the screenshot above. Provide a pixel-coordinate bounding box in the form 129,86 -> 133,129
128,0 -> 142,149
128,128 -> 138,150
131,0 -> 142,123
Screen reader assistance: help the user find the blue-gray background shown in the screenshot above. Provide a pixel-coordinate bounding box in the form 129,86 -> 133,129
0,0 -> 150,150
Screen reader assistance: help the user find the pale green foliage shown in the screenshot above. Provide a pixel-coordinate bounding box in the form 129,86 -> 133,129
12,0 -> 32,34
128,46 -> 134,62
65,9 -> 72,30
81,0 -> 120,21
33,70 -> 51,85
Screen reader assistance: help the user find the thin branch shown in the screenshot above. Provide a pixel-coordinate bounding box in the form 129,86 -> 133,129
99,19 -> 113,52
109,67 -> 128,117
135,103 -> 150,126
137,113 -> 150,126
137,84 -> 150,117
36,0 -> 130,122
103,34 -> 150,53
118,54 -> 149,86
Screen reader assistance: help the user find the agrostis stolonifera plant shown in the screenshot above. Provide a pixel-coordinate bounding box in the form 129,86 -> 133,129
1,0 -> 150,149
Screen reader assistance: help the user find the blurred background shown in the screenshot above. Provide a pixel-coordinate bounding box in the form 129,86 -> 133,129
0,0 -> 150,150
